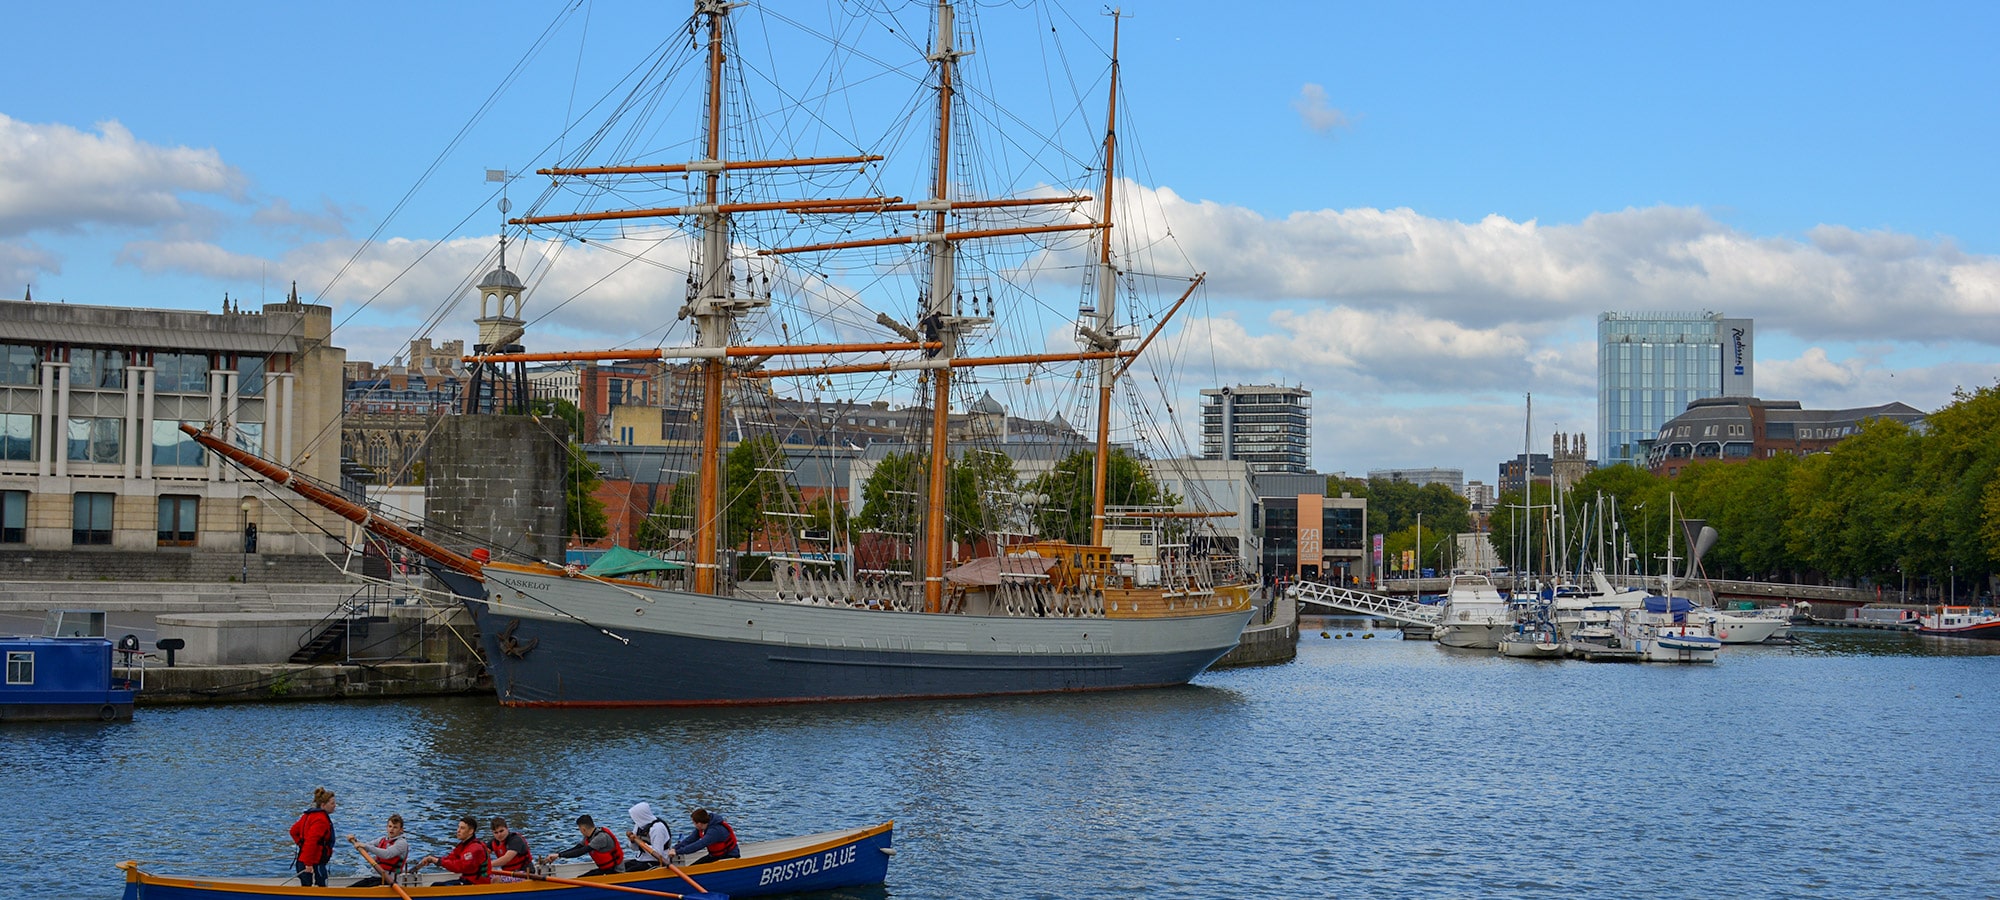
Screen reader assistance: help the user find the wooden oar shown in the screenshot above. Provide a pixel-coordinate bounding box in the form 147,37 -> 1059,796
512,870 -> 725,899
347,836 -> 416,900
630,831 -> 711,895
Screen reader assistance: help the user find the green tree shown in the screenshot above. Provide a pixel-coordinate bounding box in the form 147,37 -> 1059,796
722,434 -> 800,549
950,449 -> 1018,544
856,451 -> 926,539
1917,383 -> 2000,580
1487,482 -> 1557,575
1354,478 -> 1469,536
1025,449 -> 1175,545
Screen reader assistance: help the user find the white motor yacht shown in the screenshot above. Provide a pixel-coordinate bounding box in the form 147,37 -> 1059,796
1435,575 -> 1513,649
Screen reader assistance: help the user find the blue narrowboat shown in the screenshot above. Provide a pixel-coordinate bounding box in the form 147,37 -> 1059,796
0,628 -> 137,722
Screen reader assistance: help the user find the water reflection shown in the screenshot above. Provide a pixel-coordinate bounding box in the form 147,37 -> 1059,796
7,634 -> 1998,899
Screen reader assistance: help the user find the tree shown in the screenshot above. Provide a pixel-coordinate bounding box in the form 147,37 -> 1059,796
722,434 -> 800,549
1025,449 -> 1175,545
1487,482 -> 1556,575
1357,478 -> 1469,536
949,449 -> 1018,544
856,451 -> 926,539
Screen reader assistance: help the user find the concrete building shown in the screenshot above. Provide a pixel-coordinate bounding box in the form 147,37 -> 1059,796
1645,396 -> 1927,478
1252,471 -> 1366,585
1598,311 -> 1754,467
1200,385 -> 1311,474
1366,467 -> 1465,494
342,338 -> 469,485
0,290 -> 346,562
1497,453 -> 1551,496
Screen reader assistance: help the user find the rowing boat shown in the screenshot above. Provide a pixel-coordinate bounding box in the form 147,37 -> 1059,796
119,822 -> 892,899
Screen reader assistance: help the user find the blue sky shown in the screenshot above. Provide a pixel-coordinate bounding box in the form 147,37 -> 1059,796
3,1 -> 1996,479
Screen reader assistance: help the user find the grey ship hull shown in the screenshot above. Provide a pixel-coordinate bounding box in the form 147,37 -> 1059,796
442,567 -> 1255,706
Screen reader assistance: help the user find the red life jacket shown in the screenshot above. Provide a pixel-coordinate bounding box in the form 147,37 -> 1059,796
373,836 -> 406,872
290,808 -> 334,865
442,837 -> 490,885
587,827 -> 623,871
701,820 -> 738,858
486,833 -> 531,872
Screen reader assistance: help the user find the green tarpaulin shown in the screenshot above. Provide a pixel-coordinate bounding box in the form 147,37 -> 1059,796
582,546 -> 684,576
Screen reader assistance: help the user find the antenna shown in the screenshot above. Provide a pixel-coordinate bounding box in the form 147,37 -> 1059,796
487,169 -> 515,269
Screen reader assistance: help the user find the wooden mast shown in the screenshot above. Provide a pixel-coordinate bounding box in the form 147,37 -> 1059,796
691,0 -> 735,595
1087,11 -> 1124,547
920,0 -> 963,614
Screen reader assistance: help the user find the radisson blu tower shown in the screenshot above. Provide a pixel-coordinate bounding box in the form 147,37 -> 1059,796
1597,311 -> 1754,468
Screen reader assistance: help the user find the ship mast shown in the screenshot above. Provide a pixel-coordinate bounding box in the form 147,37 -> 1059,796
688,0 -> 744,595
920,0 -> 967,614
1083,11 -> 1124,547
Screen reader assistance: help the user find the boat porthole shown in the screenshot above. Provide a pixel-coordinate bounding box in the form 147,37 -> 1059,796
635,608 -> 645,616
98,705 -> 116,722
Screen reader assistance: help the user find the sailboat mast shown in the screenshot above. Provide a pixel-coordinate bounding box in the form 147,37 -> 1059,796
1088,11 -> 1124,547
692,0 -> 735,595
920,0 -> 964,613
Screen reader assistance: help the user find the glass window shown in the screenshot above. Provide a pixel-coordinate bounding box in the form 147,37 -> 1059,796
155,353 -> 210,393
0,414 -> 33,461
0,344 -> 39,385
232,422 -> 264,455
151,421 -> 207,467
66,418 -> 123,464
237,356 -> 266,396
5,651 -> 31,685
0,491 -> 23,543
71,348 -> 126,389
157,495 -> 198,545
72,492 -> 114,545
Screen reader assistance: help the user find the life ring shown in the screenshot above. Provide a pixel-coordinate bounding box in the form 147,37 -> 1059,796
98,704 -> 117,722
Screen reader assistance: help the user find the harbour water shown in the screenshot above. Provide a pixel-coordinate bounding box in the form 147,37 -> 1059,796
5,625 -> 1996,899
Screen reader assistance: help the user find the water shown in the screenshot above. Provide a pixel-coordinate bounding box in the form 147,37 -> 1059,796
6,625 -> 1997,899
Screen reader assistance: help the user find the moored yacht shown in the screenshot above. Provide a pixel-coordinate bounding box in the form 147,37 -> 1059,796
1435,575 -> 1512,649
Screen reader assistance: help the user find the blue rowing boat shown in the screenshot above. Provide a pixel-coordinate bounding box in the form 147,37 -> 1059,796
120,822 -> 892,899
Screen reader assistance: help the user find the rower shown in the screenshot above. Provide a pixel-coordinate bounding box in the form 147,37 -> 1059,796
542,814 -> 623,875
671,808 -> 739,865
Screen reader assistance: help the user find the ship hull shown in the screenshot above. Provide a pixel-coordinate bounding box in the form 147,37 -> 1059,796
447,569 -> 1255,706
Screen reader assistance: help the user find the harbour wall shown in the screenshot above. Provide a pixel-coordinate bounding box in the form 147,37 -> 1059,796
1214,592 -> 1297,668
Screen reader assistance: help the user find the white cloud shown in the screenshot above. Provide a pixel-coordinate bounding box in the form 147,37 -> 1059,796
252,197 -> 352,238
0,241 -> 60,289
1291,83 -> 1350,135
1117,187 -> 2000,346
0,114 -> 245,237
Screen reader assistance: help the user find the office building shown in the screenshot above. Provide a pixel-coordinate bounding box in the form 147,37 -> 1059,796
0,290 -> 346,562
1366,467 -> 1465,494
1598,311 -> 1754,467
1200,385 -> 1311,474
1646,396 -> 1926,477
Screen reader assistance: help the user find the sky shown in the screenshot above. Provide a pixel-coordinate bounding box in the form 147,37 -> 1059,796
2,0 -> 1997,481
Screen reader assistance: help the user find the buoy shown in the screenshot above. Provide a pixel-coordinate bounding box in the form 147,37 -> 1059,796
1362,633 -> 1374,639
1345,632 -> 1354,637
1320,631 -> 1330,639
1334,634 -> 1343,639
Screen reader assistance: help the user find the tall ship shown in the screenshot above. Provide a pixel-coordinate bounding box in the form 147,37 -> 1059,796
190,0 -> 1255,706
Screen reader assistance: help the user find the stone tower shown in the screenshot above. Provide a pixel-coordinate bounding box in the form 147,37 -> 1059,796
1551,431 -> 1589,493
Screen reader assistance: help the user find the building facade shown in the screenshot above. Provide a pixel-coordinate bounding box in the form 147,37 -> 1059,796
1645,396 -> 1926,477
1366,467 -> 1465,494
0,293 -> 345,558
1597,311 -> 1754,467
1199,385 -> 1311,474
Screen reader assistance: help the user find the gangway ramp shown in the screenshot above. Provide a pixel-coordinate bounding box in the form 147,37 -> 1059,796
1289,582 -> 1439,627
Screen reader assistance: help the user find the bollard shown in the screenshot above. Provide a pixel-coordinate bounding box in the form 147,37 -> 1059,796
156,637 -> 185,667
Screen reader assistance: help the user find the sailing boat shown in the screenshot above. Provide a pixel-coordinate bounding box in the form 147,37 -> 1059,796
1617,494 -> 1721,663
188,1 -> 1255,706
